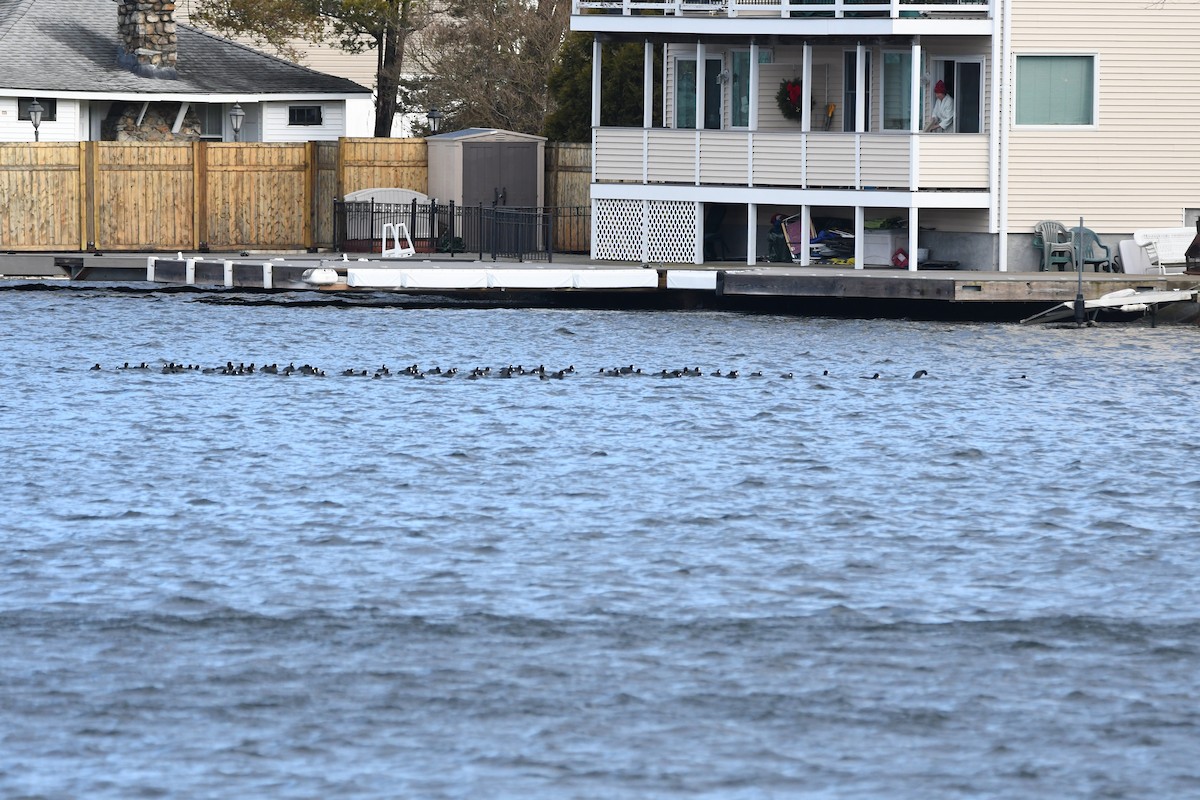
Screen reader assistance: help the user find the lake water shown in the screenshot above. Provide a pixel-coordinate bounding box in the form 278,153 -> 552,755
3,284 -> 1199,799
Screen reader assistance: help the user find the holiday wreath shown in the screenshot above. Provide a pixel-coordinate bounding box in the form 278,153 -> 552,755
776,78 -> 804,121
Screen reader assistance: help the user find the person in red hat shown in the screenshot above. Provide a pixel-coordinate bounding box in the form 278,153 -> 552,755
924,79 -> 955,133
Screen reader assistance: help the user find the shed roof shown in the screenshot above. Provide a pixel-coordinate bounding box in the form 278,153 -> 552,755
427,127 -> 547,143
0,0 -> 371,96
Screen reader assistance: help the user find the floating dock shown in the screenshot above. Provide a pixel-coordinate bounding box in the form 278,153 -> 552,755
2,252 -> 1197,321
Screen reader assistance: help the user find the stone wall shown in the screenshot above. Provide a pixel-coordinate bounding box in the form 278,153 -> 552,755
117,0 -> 178,79
102,102 -> 202,142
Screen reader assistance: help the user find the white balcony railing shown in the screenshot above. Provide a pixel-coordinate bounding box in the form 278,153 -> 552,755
594,128 -> 989,191
572,0 -> 990,20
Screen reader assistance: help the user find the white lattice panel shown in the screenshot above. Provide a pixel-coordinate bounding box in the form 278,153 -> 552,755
646,201 -> 698,264
594,199 -> 644,261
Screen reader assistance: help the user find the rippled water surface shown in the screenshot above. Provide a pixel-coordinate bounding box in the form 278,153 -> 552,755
3,285 -> 1200,799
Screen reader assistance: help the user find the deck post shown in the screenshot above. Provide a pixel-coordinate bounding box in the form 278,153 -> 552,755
746,202 -> 757,265
854,206 -> 865,270
908,208 -> 920,271
800,205 -> 811,267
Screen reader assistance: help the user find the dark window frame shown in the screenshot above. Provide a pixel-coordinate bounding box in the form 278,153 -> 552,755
288,105 -> 323,126
18,97 -> 57,122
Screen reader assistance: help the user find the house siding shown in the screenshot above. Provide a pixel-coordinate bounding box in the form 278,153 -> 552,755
262,102 -> 346,142
1007,0 -> 1200,232
0,98 -> 82,143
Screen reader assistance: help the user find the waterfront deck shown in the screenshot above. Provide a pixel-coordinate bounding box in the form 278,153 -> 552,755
2,252 -> 1197,321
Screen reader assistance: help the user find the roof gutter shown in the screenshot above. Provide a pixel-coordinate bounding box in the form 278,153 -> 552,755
0,89 -> 371,102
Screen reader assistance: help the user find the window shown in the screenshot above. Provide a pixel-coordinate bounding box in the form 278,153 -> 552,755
288,105 -> 323,126
931,58 -> 985,134
843,51 -> 872,132
674,58 -> 722,130
731,51 -> 751,128
18,97 -> 57,122
195,104 -> 224,140
675,60 -> 697,129
882,52 -> 912,130
1016,55 -> 1095,126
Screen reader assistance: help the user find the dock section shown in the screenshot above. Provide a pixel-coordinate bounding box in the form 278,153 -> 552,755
717,266 -> 1200,320
4,252 -> 1198,321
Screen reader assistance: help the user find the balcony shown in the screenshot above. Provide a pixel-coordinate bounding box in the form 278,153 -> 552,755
571,0 -> 991,20
594,128 -> 989,192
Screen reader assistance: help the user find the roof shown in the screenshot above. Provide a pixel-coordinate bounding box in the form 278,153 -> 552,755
427,127 -> 547,142
0,0 -> 371,96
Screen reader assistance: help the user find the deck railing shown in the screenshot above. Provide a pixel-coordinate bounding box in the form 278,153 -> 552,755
594,128 -> 990,190
572,0 -> 990,19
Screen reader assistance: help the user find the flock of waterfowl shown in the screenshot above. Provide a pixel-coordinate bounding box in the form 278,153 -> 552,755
89,361 -> 943,380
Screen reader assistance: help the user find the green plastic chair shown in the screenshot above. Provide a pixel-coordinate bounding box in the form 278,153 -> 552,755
1033,221 -> 1074,271
1069,226 -> 1114,272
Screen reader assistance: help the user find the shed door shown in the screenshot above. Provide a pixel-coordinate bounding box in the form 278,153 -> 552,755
462,141 -> 538,207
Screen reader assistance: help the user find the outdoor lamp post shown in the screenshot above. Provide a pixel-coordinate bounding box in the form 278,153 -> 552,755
29,98 -> 44,142
229,103 -> 245,142
426,106 -> 444,134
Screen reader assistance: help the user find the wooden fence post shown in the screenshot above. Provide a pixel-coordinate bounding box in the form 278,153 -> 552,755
193,141 -> 208,251
87,141 -> 100,251
335,137 -> 346,208
305,141 -> 317,251
79,142 -> 90,251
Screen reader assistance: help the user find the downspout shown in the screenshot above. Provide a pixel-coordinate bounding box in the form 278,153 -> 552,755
996,0 -> 1010,271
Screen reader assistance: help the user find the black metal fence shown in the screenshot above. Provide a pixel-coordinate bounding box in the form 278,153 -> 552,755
333,200 -> 590,262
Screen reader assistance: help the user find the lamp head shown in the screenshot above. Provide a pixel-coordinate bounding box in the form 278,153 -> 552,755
426,106 -> 444,134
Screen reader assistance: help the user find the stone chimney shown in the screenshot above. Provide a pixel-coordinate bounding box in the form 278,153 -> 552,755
117,1 -> 178,79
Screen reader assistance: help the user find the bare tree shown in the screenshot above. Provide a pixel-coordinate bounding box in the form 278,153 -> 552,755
192,0 -> 434,136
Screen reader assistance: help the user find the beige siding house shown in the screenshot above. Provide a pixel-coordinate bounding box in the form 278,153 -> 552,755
572,0 -> 1200,270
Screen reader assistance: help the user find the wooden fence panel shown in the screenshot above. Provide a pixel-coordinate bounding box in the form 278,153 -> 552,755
0,144 -> 83,251
94,143 -> 194,250
3,138 -> 589,254
339,138 -> 427,196
546,143 -> 591,252
205,144 -> 309,250
546,143 -> 591,208
313,141 -> 339,248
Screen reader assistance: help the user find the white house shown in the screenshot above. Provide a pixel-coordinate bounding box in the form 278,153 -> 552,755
0,0 -> 373,144
571,0 -> 1200,270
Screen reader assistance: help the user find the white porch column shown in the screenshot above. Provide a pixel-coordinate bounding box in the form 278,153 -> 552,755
749,43 -> 760,130
694,201 -> 704,264
908,208 -> 919,272
802,42 -> 813,132
644,40 -> 654,129
854,205 -> 865,269
592,37 -> 602,129
746,202 -> 758,265
855,43 -> 866,133
696,41 -> 706,131
590,36 -> 601,261
910,41 -> 921,191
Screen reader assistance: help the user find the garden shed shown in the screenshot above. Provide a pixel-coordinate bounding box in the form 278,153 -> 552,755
426,128 -> 545,209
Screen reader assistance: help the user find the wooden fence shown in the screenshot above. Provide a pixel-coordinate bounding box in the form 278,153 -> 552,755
0,138 -> 592,252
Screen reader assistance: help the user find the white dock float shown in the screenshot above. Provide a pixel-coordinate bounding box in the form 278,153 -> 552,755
150,257 -> 677,294
488,269 -> 575,289
346,268 -> 407,288
401,268 -> 490,289
572,269 -> 659,289
666,270 -> 718,290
